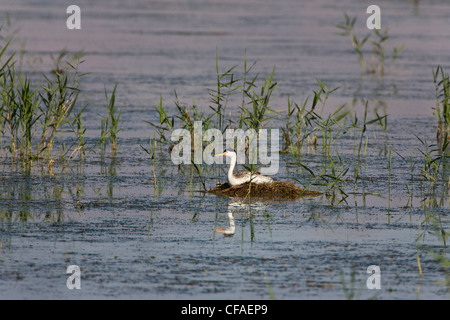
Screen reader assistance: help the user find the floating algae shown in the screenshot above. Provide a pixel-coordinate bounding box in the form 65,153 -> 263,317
205,181 -> 321,200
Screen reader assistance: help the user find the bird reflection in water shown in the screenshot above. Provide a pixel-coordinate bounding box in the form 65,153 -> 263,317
215,211 -> 236,236
215,200 -> 246,237
215,200 -> 267,237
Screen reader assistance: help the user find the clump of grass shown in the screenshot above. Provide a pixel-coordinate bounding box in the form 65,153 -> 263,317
61,106 -> 87,172
353,101 -> 388,182
239,66 -> 278,131
284,94 -> 389,206
105,83 -> 121,155
237,64 -> 278,179
50,47 -> 86,74
416,134 -> 449,194
1,64 -> 39,158
281,80 -> 349,156
92,83 -> 122,156
140,133 -> 161,195
208,50 -> 240,131
144,95 -> 174,145
147,54 -> 279,145
0,26 -> 126,171
0,44 -> 84,163
38,69 -> 80,159
291,150 -> 351,206
335,13 -> 405,74
146,92 -> 211,151
433,66 -> 450,143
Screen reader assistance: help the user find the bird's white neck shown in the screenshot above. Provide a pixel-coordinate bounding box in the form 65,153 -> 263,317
227,153 -> 236,182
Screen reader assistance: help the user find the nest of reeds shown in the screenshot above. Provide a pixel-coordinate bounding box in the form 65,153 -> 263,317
204,181 -> 320,200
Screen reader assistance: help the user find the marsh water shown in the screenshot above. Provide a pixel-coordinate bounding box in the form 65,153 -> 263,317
0,0 -> 449,299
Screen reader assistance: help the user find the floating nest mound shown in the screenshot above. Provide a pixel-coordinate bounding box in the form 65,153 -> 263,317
204,181 -> 321,200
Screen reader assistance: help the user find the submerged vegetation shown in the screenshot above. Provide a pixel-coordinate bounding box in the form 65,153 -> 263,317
336,13 -> 405,75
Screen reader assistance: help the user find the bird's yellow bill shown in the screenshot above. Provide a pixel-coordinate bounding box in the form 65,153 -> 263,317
215,152 -> 226,157
215,228 -> 226,233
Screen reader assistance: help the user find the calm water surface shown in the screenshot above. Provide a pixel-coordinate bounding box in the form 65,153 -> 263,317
0,0 -> 449,299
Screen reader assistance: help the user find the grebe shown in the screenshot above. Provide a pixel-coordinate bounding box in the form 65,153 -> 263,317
215,149 -> 274,186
